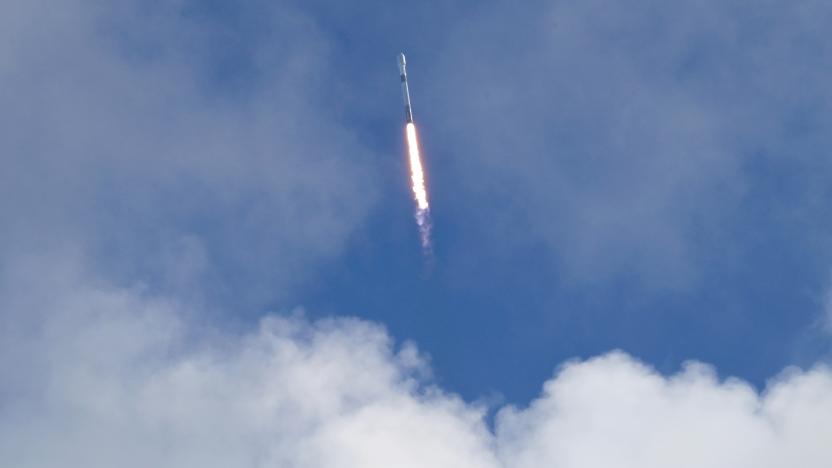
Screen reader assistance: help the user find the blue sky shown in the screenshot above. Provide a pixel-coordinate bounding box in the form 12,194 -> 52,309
2,0 -> 832,466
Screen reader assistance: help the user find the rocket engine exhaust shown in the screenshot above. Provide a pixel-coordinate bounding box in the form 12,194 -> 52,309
406,122 -> 431,253
398,53 -> 432,255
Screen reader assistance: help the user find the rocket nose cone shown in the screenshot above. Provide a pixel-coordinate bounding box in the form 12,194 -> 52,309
397,53 -> 406,74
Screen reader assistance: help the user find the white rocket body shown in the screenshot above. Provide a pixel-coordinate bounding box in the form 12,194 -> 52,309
398,53 -> 414,123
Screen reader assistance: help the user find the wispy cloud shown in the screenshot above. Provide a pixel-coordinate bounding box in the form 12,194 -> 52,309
428,0 -> 832,288
0,0 -> 377,307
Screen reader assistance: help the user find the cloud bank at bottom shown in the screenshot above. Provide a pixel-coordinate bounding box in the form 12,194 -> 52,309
1,266 -> 830,468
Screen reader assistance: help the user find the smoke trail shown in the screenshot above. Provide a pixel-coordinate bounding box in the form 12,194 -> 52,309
405,122 -> 432,254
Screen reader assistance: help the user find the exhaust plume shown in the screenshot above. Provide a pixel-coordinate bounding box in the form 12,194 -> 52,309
405,122 -> 432,254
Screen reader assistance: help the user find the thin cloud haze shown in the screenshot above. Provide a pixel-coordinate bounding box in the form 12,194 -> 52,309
0,0 -> 377,307
428,0 -> 832,288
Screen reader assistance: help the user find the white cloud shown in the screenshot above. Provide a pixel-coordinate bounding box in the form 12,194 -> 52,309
496,354 -> 832,468
0,257 -> 498,467
1,261 -> 830,468
0,0 -> 377,305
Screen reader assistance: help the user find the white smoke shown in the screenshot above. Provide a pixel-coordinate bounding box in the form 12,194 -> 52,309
415,207 -> 433,258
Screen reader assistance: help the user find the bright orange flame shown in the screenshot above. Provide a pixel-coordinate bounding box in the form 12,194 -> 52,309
405,122 -> 431,253
406,122 -> 429,211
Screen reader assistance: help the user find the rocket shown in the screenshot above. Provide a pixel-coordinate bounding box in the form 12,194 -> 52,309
397,53 -> 414,123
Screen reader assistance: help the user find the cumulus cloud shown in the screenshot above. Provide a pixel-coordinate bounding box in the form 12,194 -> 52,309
428,0 -> 832,287
0,0 -> 376,306
0,257 -> 497,468
497,354 -> 832,468
1,260 -> 830,468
